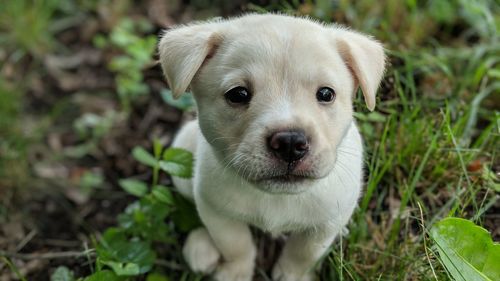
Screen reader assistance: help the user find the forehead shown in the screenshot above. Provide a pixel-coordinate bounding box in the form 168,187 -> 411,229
212,17 -> 345,90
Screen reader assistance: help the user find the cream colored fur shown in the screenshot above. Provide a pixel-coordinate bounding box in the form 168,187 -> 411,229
158,14 -> 386,281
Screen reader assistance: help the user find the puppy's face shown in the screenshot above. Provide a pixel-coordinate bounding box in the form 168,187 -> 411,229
193,26 -> 354,193
160,15 -> 385,194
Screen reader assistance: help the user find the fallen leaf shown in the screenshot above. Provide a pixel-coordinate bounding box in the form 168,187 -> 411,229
467,159 -> 483,172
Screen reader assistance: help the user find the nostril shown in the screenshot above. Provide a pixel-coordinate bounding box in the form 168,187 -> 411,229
295,141 -> 308,152
269,134 -> 282,151
293,135 -> 308,151
267,130 -> 309,162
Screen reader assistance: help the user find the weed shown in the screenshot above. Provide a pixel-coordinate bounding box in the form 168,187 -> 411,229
72,141 -> 197,280
0,0 -> 60,57
64,111 -> 125,158
0,81 -> 31,188
94,19 -> 157,112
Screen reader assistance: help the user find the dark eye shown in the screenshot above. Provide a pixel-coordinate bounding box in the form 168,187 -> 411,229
316,87 -> 336,103
224,86 -> 252,105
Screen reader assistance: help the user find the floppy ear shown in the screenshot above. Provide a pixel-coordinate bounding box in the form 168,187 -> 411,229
335,29 -> 386,111
158,23 -> 223,98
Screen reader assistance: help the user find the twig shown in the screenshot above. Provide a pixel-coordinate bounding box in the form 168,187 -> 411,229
15,229 -> 37,252
83,241 -> 94,273
0,250 -> 95,260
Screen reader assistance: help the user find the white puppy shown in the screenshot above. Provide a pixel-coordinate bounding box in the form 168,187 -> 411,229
158,14 -> 385,281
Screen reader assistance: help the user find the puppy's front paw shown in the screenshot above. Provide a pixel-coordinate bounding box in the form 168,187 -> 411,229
182,227 -> 221,274
214,259 -> 254,281
272,262 -> 315,281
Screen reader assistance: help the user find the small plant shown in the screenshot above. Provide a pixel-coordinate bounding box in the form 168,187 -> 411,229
52,140 -> 196,280
64,111 -> 124,158
94,19 -> 157,111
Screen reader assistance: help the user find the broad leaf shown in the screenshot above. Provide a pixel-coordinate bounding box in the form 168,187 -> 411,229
84,270 -> 122,281
50,266 -> 75,281
118,198 -> 171,242
101,261 -> 142,276
146,273 -> 171,281
119,179 -> 148,197
430,217 -> 500,281
160,89 -> 195,111
171,194 -> 202,233
96,229 -> 156,276
152,185 -> 173,205
160,148 -> 193,178
132,146 -> 158,168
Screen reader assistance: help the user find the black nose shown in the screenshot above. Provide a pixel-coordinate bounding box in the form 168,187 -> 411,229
268,130 -> 309,162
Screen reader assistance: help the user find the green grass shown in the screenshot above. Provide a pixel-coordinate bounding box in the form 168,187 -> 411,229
0,0 -> 498,280
0,80 -> 31,188
0,0 -> 59,57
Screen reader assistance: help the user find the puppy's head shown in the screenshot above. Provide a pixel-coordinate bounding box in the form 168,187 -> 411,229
159,14 -> 385,194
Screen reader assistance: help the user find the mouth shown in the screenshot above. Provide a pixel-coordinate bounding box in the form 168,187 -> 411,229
251,173 -> 314,194
265,174 -> 309,183
255,172 -> 312,185
249,159 -> 317,185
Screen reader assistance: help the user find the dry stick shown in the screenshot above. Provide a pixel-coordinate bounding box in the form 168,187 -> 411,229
0,250 -> 95,260
15,229 -> 37,252
417,202 -> 438,281
83,241 -> 94,273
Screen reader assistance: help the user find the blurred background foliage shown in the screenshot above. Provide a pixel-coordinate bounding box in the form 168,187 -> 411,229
0,0 -> 498,280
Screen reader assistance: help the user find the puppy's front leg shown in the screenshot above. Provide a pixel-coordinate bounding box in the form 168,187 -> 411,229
272,228 -> 338,281
197,200 -> 256,281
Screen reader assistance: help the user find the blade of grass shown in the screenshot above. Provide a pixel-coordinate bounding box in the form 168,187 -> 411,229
441,108 -> 472,188
1,257 -> 27,281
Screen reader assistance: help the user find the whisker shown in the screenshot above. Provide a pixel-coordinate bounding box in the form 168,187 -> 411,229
335,160 -> 358,185
209,136 -> 240,143
337,149 -> 362,158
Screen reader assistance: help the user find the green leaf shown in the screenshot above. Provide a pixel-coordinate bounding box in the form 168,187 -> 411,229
171,193 -> 202,233
93,34 -> 108,49
101,261 -> 142,276
83,270 -> 122,281
160,89 -> 195,111
153,139 -> 163,159
119,179 -> 148,197
80,171 -> 104,191
353,111 -> 387,122
160,148 -> 193,178
117,197 -> 171,242
430,217 -> 500,281
152,185 -> 173,205
132,146 -> 158,168
146,273 -> 171,281
50,266 -> 75,281
96,229 -> 156,276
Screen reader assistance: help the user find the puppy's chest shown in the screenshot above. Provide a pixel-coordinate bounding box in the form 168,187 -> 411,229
214,191 -> 337,233
246,203 -> 329,234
